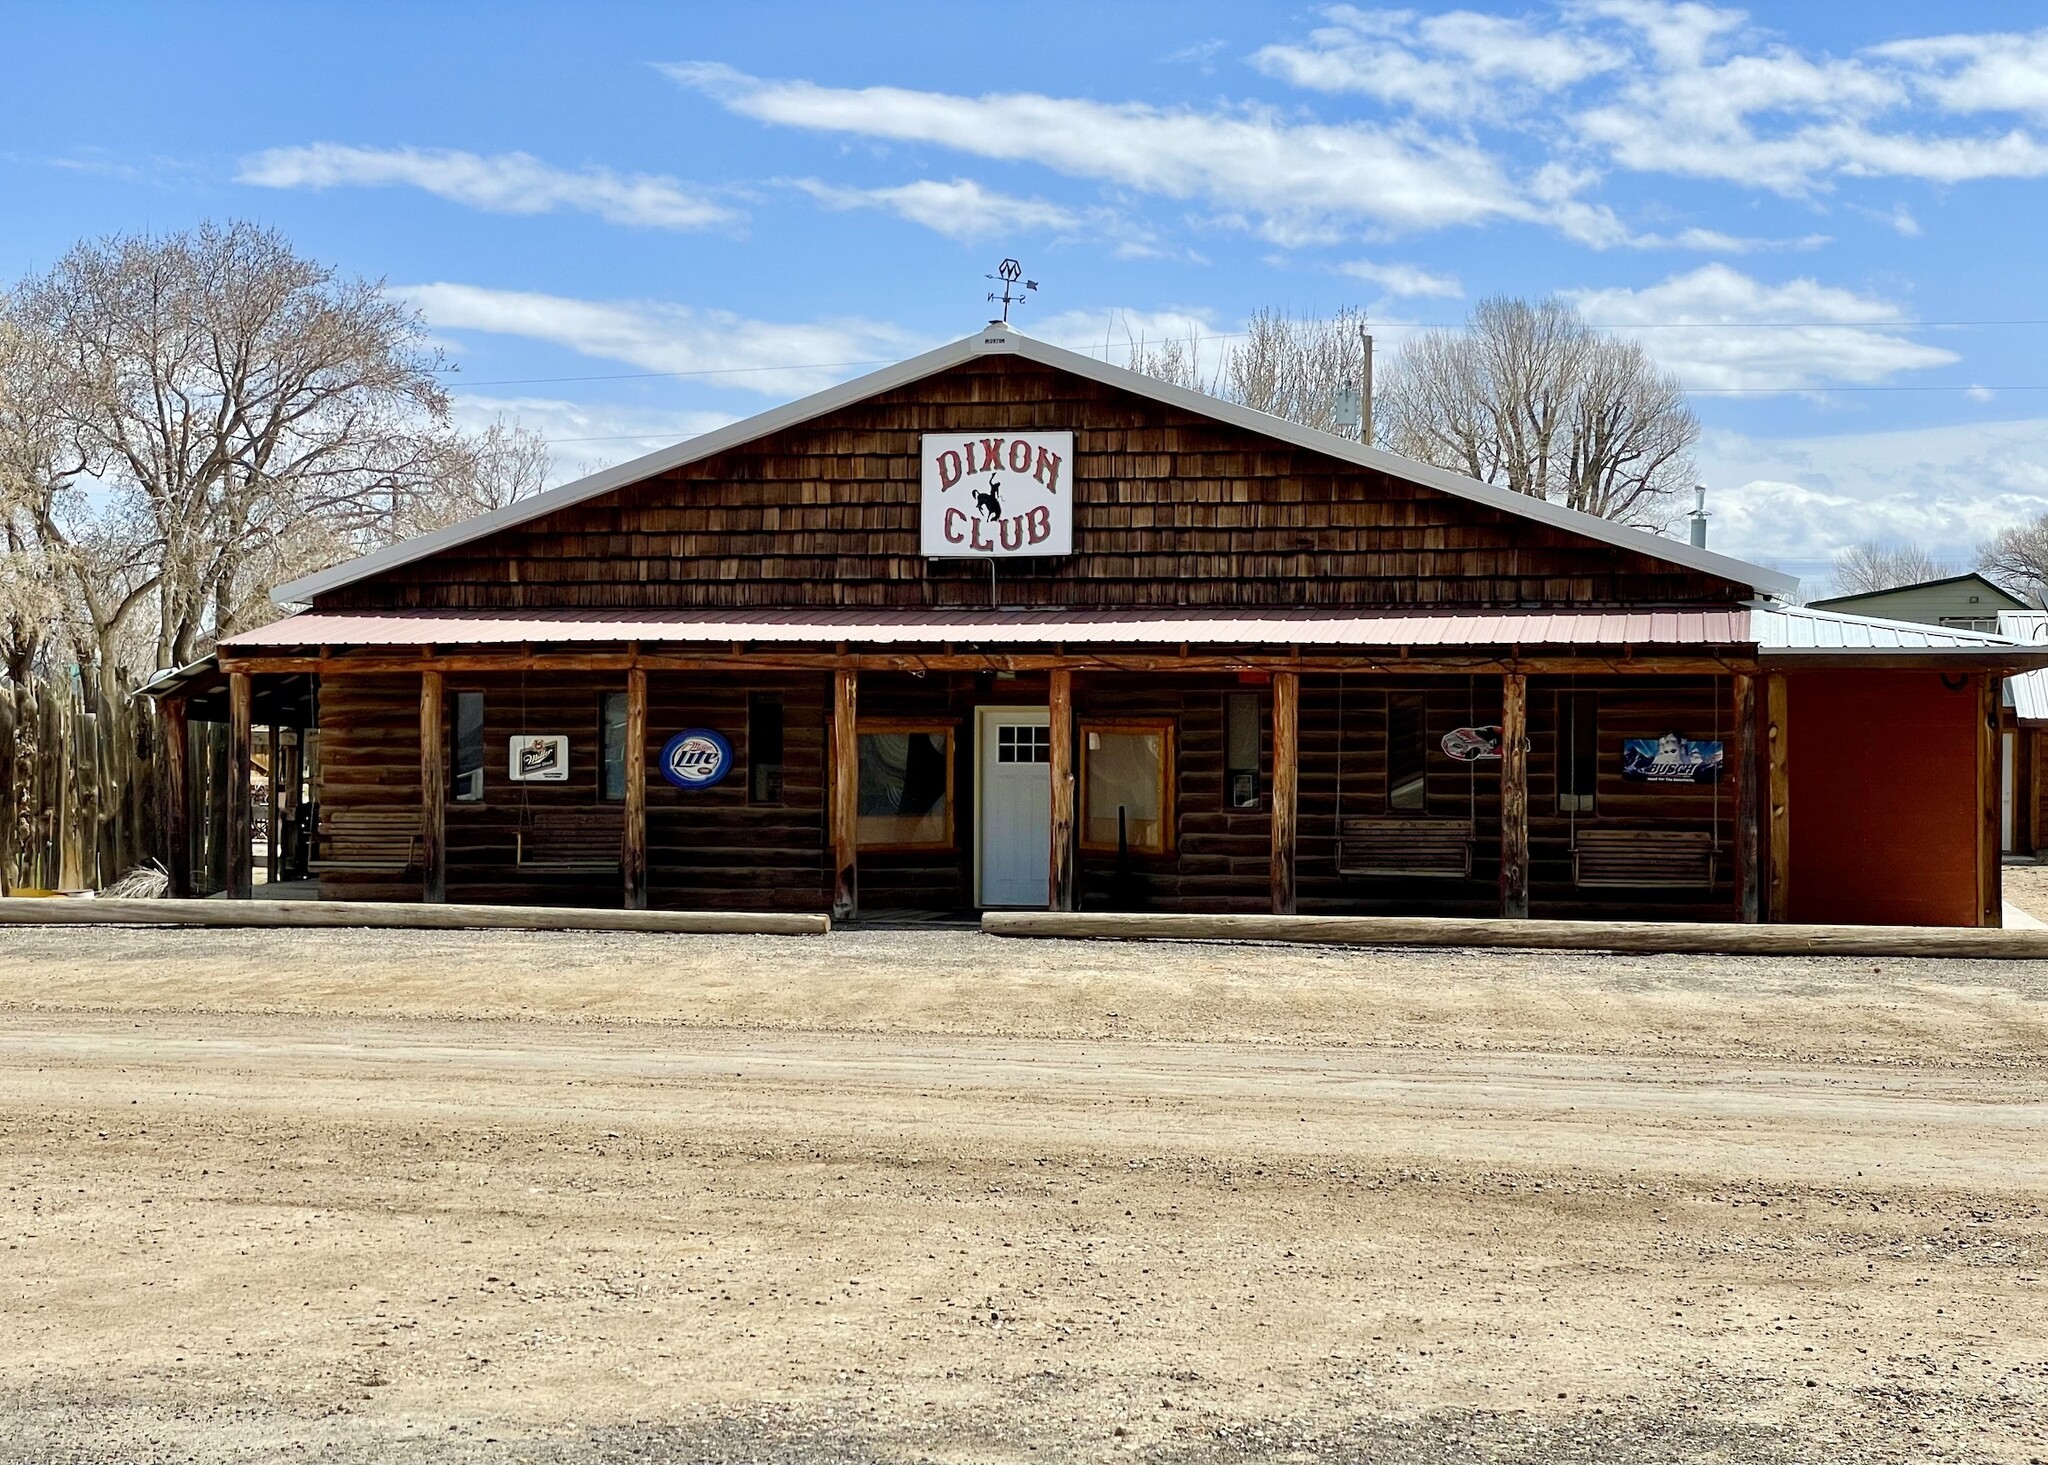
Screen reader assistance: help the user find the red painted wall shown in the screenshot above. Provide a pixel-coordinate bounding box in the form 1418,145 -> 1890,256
1787,672 -> 1984,926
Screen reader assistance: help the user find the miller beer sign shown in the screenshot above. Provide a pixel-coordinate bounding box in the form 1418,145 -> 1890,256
920,431 -> 1073,558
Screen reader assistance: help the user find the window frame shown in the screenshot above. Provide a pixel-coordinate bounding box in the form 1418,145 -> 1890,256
452,690 -> 486,804
599,690 -> 629,803
1386,691 -> 1428,813
1079,717 -> 1177,856
1557,690 -> 1598,815
1224,692 -> 1262,810
854,719 -> 958,852
748,691 -> 786,806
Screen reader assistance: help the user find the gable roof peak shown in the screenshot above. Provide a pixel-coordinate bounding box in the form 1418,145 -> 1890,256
272,323 -> 1797,605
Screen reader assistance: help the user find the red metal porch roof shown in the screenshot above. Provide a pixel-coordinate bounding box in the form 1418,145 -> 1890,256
222,606 -> 1753,649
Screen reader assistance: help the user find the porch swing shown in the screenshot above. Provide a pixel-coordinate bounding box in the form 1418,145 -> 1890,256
1333,673 -> 1477,879
511,667 -> 623,875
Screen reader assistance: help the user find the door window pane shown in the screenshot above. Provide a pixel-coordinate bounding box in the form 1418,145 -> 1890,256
749,693 -> 785,803
1083,725 -> 1172,853
1388,692 -> 1427,812
857,729 -> 952,847
600,691 -> 628,801
1225,693 -> 1260,808
996,723 -> 1050,763
453,692 -> 485,802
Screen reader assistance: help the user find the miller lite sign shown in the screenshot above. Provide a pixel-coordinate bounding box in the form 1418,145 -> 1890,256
920,431 -> 1073,558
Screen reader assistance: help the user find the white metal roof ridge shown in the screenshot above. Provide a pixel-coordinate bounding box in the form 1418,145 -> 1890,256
272,323 -> 1800,605
1997,612 -> 2048,720
1751,600 -> 2028,650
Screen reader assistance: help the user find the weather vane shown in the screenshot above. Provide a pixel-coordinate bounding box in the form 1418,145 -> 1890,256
985,258 -> 1039,323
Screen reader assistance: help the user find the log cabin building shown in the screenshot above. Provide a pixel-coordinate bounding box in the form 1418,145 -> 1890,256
147,323 -> 2048,926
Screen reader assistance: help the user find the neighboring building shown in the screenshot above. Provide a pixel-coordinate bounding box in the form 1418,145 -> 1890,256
148,324 -> 2048,926
1998,611 -> 2048,857
1809,572 -> 2027,633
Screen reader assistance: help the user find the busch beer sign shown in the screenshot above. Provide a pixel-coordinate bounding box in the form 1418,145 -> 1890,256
920,431 -> 1073,558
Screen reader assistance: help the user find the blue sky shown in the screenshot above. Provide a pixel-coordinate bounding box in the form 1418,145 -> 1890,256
8,1 -> 2048,592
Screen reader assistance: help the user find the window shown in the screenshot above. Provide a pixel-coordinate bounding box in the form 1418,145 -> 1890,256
453,692 -> 485,802
1082,721 -> 1175,854
857,724 -> 953,848
996,723 -> 1051,763
749,693 -> 785,804
1224,693 -> 1260,809
600,691 -> 628,801
1387,692 -> 1427,812
1558,691 -> 1597,814
1939,615 -> 1999,632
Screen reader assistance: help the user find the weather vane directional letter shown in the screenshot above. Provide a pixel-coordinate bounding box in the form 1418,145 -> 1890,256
985,258 -> 1039,323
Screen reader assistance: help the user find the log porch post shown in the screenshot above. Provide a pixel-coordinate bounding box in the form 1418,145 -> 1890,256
161,695 -> 192,899
1498,672 -> 1529,919
623,667 -> 648,910
264,724 -> 281,885
1765,672 -> 1790,922
1733,672 -> 1760,923
1048,667 -> 1077,912
420,669 -> 446,903
1270,670 -> 1299,916
830,669 -> 858,922
226,671 -> 253,900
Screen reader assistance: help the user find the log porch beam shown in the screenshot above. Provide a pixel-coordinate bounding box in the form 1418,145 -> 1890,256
420,669 -> 447,904
1270,670 -> 1298,916
1498,672 -> 1529,919
1047,667 -> 1076,913
830,669 -> 858,923
226,671 -> 252,901
623,667 -> 648,911
1733,672 -> 1759,923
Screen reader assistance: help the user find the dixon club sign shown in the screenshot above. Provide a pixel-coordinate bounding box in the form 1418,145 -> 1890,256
919,431 -> 1073,558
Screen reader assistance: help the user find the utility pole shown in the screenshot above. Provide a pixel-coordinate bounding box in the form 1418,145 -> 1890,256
1360,327 -> 1374,446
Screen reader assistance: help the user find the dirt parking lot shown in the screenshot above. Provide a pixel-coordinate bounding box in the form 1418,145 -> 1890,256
0,923 -> 2045,1464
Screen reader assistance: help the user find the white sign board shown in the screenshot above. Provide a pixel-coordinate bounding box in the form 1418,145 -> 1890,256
508,734 -> 570,782
920,431 -> 1073,558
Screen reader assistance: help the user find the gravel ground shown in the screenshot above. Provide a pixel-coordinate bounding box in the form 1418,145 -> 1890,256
0,923 -> 2044,1463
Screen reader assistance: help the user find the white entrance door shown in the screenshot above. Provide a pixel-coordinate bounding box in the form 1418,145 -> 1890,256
976,707 -> 1051,908
2002,730 -> 2016,853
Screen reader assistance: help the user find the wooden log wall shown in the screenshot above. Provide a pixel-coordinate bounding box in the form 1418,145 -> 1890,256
1296,674 -> 1743,920
321,357 -> 1753,615
318,670 -> 830,911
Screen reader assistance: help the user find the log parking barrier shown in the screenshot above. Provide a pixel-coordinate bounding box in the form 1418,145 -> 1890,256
982,910 -> 2048,960
0,898 -> 829,936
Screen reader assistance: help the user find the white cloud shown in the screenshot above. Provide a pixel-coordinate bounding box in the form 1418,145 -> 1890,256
449,394 -> 740,484
1700,417 -> 2048,580
1335,259 -> 1463,298
790,177 -> 1079,242
401,283 -> 922,396
1253,5 -> 1620,119
664,60 -> 1567,243
1565,263 -> 1956,391
1570,5 -> 2048,191
238,144 -> 739,230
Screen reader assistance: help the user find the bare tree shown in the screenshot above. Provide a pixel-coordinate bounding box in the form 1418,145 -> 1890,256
1127,308 -> 1371,435
0,220 -> 553,889
1378,297 -> 1698,527
1830,541 -> 1948,597
1979,518 -> 2048,606
9,221 -> 457,667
